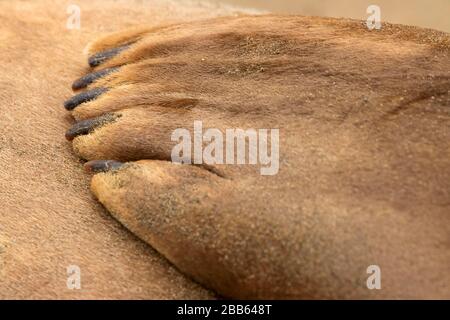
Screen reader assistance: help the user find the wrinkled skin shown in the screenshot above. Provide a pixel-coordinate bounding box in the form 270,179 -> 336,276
64,15 -> 450,298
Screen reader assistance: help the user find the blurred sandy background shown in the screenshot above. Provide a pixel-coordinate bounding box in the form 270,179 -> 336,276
214,0 -> 450,32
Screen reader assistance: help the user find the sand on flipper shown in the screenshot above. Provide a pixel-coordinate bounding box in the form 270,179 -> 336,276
0,0 -> 258,299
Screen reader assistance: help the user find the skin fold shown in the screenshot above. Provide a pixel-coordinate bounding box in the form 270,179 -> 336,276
64,15 -> 450,298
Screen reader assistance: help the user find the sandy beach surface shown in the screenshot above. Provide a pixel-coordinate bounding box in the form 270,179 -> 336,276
219,0 -> 450,32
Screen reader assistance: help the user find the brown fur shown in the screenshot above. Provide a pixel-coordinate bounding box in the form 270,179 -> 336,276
66,15 -> 450,298
0,0 -> 259,299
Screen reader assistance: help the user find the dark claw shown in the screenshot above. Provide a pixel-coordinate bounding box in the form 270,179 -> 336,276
65,113 -> 119,141
88,45 -> 129,67
64,87 -> 108,110
72,67 -> 119,90
84,160 -> 124,173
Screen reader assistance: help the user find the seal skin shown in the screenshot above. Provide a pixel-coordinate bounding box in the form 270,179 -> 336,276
66,15 -> 450,299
